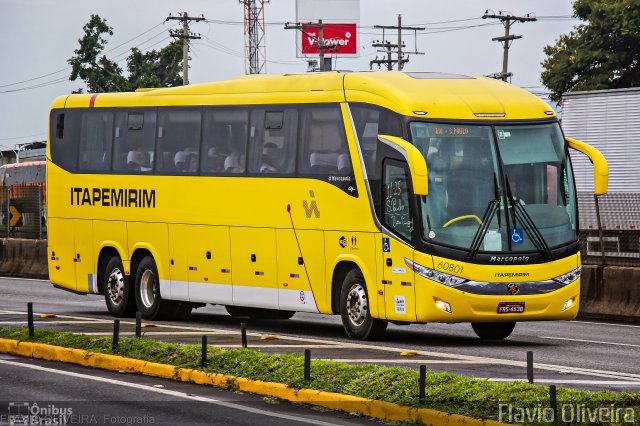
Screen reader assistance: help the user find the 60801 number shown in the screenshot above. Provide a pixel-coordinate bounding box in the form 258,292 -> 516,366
436,261 -> 463,275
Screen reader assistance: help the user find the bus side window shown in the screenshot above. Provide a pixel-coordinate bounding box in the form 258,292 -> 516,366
350,103 -> 403,180
156,109 -> 201,174
247,109 -> 298,175
78,110 -> 114,172
202,109 -> 249,175
113,111 -> 156,173
49,109 -> 81,173
382,161 -> 412,240
298,105 -> 351,178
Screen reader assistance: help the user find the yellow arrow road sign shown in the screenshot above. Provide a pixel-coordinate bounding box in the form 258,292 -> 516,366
9,205 -> 21,226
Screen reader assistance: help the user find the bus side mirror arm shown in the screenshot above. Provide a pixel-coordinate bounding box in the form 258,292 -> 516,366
565,137 -> 609,195
378,135 -> 428,196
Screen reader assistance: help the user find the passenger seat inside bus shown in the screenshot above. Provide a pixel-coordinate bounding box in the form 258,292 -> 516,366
126,151 -> 150,171
308,123 -> 342,174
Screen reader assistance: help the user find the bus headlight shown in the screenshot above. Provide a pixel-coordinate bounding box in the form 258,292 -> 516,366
404,258 -> 467,287
553,266 -> 582,285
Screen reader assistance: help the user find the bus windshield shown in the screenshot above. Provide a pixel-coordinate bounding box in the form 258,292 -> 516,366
409,122 -> 577,253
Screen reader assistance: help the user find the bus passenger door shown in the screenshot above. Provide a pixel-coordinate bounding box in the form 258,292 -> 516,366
186,225 -> 233,305
380,160 -> 417,322
230,227 -> 278,308
276,229 -> 322,313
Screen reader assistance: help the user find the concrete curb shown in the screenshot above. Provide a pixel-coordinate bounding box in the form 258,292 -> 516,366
0,338 -> 504,426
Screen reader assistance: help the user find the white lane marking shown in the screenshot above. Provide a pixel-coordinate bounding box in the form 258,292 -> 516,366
321,359 -> 490,364
577,320 -> 640,329
488,378 -> 640,385
2,310 -> 639,381
0,277 -> 50,282
541,336 -> 640,348
0,359 -> 341,426
0,320 -> 113,325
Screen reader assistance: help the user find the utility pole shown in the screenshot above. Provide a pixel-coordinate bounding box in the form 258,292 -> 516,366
284,20 -> 337,72
166,12 -> 205,85
372,15 -> 424,71
482,10 -> 537,82
370,41 -> 398,70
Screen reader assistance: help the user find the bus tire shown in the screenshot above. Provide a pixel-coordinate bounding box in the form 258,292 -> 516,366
340,269 -> 387,340
103,256 -> 136,318
225,306 -> 295,320
471,322 -> 516,340
134,256 -> 186,320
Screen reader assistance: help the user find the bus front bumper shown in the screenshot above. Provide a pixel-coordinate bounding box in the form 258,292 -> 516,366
415,276 -> 580,323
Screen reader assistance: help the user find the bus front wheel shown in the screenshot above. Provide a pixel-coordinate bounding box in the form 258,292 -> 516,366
103,256 -> 136,317
134,256 -> 192,320
340,269 -> 387,340
471,322 -> 516,340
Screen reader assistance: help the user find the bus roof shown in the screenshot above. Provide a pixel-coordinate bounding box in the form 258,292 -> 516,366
53,71 -> 555,121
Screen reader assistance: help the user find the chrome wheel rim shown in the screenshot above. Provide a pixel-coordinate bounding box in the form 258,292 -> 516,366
140,269 -> 157,308
107,268 -> 125,306
346,283 -> 367,327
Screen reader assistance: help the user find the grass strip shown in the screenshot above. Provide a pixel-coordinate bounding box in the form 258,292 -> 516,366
1,326 -> 638,425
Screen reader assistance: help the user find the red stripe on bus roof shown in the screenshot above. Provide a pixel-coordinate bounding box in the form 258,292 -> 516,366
89,94 -> 98,108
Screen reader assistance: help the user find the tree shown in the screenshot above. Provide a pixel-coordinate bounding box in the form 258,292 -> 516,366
68,15 -> 183,92
541,0 -> 640,103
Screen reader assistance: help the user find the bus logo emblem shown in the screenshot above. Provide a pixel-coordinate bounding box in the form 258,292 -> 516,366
302,190 -> 320,218
507,283 -> 519,295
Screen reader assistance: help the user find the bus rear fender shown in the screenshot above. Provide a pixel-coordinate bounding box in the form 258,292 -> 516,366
330,256 -> 379,318
129,244 -> 165,285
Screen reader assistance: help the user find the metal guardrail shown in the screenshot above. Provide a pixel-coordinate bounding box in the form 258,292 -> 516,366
0,186 -> 46,239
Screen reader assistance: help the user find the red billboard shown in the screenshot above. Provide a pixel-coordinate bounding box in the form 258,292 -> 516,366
300,23 -> 358,56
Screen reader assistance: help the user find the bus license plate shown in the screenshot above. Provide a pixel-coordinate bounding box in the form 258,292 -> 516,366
497,302 -> 525,314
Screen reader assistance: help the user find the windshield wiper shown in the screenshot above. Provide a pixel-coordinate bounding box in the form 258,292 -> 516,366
505,176 -> 552,258
467,198 -> 500,260
468,173 -> 501,260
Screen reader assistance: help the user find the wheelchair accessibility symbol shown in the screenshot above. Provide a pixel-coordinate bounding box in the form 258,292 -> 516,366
382,237 -> 390,252
510,228 -> 524,244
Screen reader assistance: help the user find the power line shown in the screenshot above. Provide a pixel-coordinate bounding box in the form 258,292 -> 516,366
0,21 -> 171,89
0,132 -> 46,142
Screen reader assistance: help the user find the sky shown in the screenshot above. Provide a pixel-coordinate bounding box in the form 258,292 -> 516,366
0,0 -> 578,149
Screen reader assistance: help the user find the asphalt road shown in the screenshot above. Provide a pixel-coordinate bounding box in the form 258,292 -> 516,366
1,277 -> 639,395
0,353 -> 379,426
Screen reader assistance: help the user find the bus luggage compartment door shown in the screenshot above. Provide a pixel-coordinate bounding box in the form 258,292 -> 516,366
275,229 -> 322,313
230,227 -> 278,309
186,225 -> 232,305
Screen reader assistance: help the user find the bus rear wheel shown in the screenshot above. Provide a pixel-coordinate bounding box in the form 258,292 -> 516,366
471,322 -> 516,340
103,256 -> 136,317
340,269 -> 387,340
134,256 -> 192,320
225,306 -> 295,320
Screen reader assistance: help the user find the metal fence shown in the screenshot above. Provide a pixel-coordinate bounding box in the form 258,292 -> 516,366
578,192 -> 640,267
0,186 -> 46,240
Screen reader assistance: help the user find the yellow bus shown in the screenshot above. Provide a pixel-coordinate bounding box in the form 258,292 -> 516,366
47,71 -> 608,340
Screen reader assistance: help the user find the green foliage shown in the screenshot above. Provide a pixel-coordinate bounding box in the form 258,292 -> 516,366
2,326 -> 640,424
541,0 -> 640,103
68,15 -> 183,92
